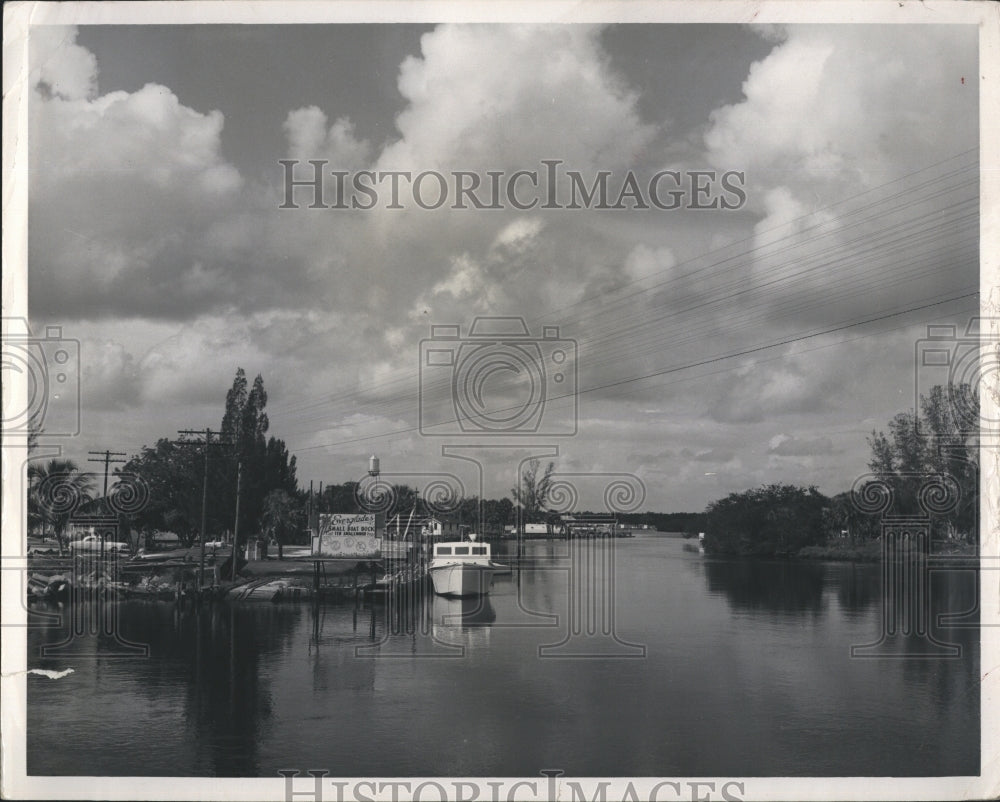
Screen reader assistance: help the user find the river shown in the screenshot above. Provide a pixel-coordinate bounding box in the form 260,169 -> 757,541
26,534 -> 979,777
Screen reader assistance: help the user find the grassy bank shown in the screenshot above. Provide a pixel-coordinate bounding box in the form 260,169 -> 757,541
795,542 -> 882,562
796,540 -> 977,562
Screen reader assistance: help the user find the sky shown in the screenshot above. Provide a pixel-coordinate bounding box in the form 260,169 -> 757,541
21,21 -> 980,512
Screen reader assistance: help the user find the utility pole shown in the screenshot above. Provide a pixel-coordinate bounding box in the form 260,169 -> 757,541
308,480 -> 314,534
87,450 -> 127,563
88,450 -> 126,498
177,429 -> 230,591
231,460 -> 242,582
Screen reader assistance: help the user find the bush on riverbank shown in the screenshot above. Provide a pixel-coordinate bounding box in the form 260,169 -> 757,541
704,483 -> 827,557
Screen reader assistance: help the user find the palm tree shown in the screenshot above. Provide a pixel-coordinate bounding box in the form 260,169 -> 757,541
27,459 -> 95,554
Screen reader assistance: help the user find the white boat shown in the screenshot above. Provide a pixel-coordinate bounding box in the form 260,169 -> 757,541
428,535 -> 505,597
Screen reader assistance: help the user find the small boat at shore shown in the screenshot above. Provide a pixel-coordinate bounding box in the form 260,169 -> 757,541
428,535 -> 506,597
227,578 -> 312,603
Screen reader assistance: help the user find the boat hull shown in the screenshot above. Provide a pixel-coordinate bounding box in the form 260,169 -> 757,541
429,562 -> 495,597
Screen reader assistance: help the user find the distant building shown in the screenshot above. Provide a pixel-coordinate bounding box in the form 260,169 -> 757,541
384,515 -> 461,540
422,517 -> 462,540
561,514 -> 619,538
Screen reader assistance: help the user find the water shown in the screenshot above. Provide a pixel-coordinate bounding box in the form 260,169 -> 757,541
26,536 -> 979,777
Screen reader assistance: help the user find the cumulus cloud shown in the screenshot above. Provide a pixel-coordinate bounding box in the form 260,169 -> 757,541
79,339 -> 141,411
283,107 -> 372,166
23,23 -> 978,511
30,26 -> 97,101
705,25 -> 975,199
680,447 -> 736,463
706,351 -> 840,424
33,82 -> 241,196
623,244 -> 676,284
492,218 -> 545,253
27,28 -> 265,322
382,24 -> 656,173
702,25 -> 978,329
767,433 -> 834,457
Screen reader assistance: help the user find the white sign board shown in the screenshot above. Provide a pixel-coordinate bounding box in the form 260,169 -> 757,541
312,513 -> 383,558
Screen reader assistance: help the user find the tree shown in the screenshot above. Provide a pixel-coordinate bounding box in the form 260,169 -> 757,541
866,382 -> 978,541
260,489 -> 303,560
119,369 -> 298,546
704,484 -> 828,557
119,439 -> 207,545
27,459 -> 96,554
218,369 -> 296,537
317,482 -> 363,514
921,384 -> 978,539
483,497 -> 514,534
822,491 -> 879,544
221,368 -> 248,447
511,459 -> 556,523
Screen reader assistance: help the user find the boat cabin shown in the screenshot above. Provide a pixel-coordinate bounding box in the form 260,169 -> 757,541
433,542 -> 491,559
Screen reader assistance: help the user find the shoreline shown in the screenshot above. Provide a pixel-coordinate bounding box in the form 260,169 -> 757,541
706,540 -> 979,564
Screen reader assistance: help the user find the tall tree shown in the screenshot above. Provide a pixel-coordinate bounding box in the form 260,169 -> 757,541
866,382 -> 978,541
119,369 -> 298,546
218,369 -> 294,537
221,368 -> 248,447
921,384 -> 978,537
242,374 -> 269,447
511,459 -> 556,523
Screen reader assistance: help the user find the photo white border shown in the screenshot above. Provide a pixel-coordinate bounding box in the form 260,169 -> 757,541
2,1 -> 998,799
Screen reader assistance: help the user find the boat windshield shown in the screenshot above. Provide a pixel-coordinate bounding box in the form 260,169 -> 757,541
454,546 -> 469,555
436,546 -> 452,555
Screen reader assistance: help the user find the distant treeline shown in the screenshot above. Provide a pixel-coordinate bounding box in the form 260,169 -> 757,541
616,512 -> 706,533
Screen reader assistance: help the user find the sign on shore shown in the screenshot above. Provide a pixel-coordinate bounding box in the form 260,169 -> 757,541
311,513 -> 384,558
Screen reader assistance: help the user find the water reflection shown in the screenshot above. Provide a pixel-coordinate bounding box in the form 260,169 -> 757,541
26,540 -> 981,778
832,563 -> 881,616
703,558 -> 828,615
29,601 -> 304,776
431,595 -> 495,650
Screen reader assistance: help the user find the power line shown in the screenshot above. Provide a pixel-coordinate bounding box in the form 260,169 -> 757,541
275,214 -> 977,436
292,292 -> 977,452
268,150 -> 978,430
87,450 -> 127,498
